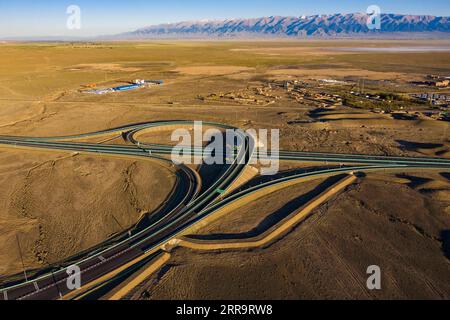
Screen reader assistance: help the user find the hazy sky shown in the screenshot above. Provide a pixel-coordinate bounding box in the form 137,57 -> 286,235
1,0 -> 449,38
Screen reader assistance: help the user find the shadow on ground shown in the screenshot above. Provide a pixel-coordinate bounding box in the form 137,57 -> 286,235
442,230 -> 450,261
229,165 -> 344,197
187,174 -> 348,241
395,173 -> 432,188
396,140 -> 443,152
440,172 -> 450,182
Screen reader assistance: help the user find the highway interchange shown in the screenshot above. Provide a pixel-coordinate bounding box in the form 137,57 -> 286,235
0,120 -> 449,300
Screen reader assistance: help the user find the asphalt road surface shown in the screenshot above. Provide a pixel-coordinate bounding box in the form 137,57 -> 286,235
0,121 -> 448,300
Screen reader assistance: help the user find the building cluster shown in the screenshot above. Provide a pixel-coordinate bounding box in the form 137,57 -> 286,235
199,83 -> 288,106
303,91 -> 343,107
410,93 -> 450,106
82,79 -> 164,95
200,90 -> 276,106
411,75 -> 450,88
272,80 -> 343,107
132,79 -> 146,85
422,110 -> 450,121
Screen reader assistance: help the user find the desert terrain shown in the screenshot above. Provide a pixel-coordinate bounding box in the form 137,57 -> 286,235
126,171 -> 449,300
0,40 -> 448,298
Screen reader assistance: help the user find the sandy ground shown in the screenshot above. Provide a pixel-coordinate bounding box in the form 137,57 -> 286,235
267,68 -> 405,81
174,66 -> 254,76
68,63 -> 142,72
133,125 -> 226,147
0,149 -> 176,278
128,171 -> 450,300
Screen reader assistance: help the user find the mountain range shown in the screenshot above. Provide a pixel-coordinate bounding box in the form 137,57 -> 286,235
118,13 -> 450,39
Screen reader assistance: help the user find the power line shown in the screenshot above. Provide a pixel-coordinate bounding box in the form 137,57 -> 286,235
16,234 -> 28,282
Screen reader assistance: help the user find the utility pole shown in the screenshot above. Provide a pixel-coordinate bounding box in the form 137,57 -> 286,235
111,214 -> 131,237
111,214 -> 124,230
16,234 -> 28,282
